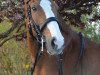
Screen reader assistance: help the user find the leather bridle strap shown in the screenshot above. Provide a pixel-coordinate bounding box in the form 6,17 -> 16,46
29,17 -> 63,75
73,32 -> 85,75
79,32 -> 85,59
30,43 -> 43,75
28,17 -> 60,42
57,54 -> 63,75
41,17 -> 60,31
79,32 -> 85,75
26,1 -> 44,75
26,0 -> 42,42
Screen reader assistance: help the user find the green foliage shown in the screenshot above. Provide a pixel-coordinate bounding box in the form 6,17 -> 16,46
0,18 -> 12,33
76,4 -> 100,43
75,22 -> 100,43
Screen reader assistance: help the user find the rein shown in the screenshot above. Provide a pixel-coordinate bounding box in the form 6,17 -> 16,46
25,0 -> 85,75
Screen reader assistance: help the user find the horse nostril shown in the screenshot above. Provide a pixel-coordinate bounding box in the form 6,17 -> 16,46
51,37 -> 57,49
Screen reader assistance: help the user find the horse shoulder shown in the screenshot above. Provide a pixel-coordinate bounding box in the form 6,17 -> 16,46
84,38 -> 100,62
84,37 -> 99,50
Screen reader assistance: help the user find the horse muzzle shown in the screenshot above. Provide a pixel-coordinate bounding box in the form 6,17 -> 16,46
45,37 -> 65,55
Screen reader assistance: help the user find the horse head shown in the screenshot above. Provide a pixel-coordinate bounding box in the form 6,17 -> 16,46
27,0 -> 65,55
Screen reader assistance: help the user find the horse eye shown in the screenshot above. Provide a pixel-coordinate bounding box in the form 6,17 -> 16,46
32,6 -> 37,11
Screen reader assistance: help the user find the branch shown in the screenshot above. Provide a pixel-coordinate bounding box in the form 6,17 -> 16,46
0,32 -> 23,47
0,20 -> 25,39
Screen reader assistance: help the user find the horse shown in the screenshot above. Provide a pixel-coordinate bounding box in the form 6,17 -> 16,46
24,0 -> 100,75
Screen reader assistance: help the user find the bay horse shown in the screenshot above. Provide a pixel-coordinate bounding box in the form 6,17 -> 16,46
24,0 -> 100,75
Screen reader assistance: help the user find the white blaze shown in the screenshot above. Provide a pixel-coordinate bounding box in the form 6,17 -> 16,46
40,0 -> 64,50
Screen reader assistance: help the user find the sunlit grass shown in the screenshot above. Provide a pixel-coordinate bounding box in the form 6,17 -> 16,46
0,39 -> 31,75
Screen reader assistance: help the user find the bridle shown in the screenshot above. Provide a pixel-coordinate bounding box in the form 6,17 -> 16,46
26,0 -> 63,75
26,0 -> 61,43
25,0 -> 85,75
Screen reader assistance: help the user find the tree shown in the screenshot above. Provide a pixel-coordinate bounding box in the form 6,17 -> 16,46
0,0 -> 100,46
0,0 -> 26,46
55,0 -> 100,27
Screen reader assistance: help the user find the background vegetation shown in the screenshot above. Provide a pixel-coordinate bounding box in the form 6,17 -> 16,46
0,20 -> 31,75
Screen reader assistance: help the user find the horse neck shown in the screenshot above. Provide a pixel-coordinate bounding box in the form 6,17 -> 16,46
58,15 -> 81,56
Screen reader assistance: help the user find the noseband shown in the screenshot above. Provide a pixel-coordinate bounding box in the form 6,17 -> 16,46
26,0 -> 84,75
